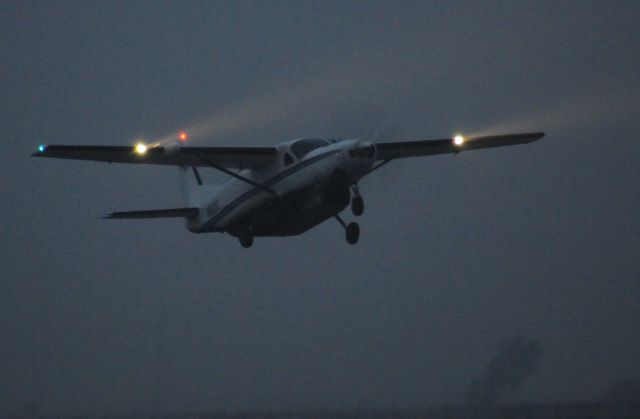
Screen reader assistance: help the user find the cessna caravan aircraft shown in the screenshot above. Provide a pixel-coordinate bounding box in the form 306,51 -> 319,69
33,132 -> 544,247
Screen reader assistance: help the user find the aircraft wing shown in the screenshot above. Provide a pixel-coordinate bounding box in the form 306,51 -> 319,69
374,132 -> 544,161
32,145 -> 278,169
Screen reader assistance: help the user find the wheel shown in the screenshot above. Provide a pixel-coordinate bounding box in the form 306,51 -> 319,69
351,196 -> 364,216
346,222 -> 360,245
239,232 -> 254,248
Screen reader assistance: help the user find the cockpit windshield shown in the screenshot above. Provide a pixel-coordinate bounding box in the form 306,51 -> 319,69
290,138 -> 330,159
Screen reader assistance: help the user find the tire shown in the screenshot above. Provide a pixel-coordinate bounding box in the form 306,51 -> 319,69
346,222 -> 360,245
239,232 -> 254,248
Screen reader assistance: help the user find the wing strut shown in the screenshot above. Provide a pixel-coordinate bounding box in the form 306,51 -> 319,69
191,166 -> 203,186
200,157 -> 279,198
366,158 -> 394,176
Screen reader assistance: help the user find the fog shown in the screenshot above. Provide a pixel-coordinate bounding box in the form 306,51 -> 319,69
1,1 -> 639,417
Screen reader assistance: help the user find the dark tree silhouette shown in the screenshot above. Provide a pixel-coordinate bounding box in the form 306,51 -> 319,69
466,335 -> 543,408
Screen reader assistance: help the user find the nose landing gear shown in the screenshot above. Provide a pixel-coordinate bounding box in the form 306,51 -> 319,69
351,196 -> 364,216
350,184 -> 364,216
333,184 -> 366,244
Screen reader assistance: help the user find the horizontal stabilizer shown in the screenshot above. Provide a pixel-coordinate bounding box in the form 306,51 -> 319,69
104,207 -> 199,219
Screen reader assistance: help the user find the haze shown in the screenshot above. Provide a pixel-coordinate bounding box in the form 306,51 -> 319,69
1,1 -> 639,416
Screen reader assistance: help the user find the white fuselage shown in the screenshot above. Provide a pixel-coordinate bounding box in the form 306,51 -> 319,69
185,139 -> 376,237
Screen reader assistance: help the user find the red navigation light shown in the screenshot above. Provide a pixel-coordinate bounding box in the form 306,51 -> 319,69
179,131 -> 188,142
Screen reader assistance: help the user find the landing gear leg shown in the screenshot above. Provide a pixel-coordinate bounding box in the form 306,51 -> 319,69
238,231 -> 254,248
335,215 -> 360,245
351,184 -> 364,216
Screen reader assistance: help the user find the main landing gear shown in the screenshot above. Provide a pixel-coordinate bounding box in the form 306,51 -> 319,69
335,215 -> 360,245
350,184 -> 364,216
238,231 -> 254,248
346,222 -> 360,244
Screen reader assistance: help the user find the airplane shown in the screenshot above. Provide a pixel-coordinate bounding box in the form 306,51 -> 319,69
33,131 -> 544,247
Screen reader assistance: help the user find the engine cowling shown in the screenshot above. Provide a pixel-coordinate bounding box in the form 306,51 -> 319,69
164,141 -> 182,154
348,140 -> 377,160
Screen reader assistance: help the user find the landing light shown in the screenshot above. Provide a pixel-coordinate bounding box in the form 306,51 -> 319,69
179,131 -> 188,142
135,143 -> 148,155
454,135 -> 465,146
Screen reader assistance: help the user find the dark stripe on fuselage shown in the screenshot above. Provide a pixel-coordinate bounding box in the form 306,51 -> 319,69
199,148 -> 342,231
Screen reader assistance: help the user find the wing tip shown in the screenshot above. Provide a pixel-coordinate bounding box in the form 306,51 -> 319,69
527,132 -> 546,144
468,131 -> 546,144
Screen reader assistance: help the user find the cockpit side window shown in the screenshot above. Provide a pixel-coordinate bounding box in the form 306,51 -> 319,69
290,138 -> 330,159
283,152 -> 294,166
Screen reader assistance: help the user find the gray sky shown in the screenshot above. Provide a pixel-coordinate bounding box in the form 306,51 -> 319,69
2,0 -> 639,416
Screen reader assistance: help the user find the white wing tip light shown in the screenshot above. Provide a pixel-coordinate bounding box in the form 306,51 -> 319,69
135,143 -> 148,155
